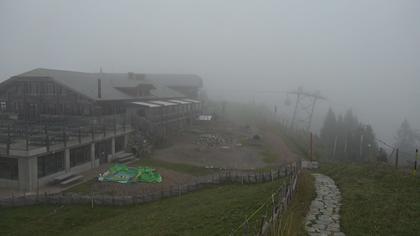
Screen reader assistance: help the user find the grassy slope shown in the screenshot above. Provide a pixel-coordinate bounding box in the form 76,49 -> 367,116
276,171 -> 315,236
0,180 -> 284,236
320,163 -> 420,236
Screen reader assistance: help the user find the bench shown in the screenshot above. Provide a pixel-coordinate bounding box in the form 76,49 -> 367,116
115,152 -> 132,159
60,175 -> 83,186
53,173 -> 74,183
116,156 -> 135,164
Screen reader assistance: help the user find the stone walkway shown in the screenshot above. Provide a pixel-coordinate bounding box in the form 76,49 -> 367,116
305,173 -> 345,236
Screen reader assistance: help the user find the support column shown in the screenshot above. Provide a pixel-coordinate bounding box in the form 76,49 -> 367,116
64,148 -> 70,173
123,133 -> 129,149
90,143 -> 95,168
18,157 -> 38,192
109,137 -> 115,162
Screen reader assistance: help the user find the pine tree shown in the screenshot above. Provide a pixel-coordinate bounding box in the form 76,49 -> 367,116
320,108 -> 337,142
320,108 -> 337,159
320,108 -> 379,162
396,119 -> 418,163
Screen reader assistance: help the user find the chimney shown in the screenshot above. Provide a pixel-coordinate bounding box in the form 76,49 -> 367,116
97,79 -> 102,98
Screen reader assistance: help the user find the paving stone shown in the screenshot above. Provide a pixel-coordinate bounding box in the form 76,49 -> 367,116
305,173 -> 345,236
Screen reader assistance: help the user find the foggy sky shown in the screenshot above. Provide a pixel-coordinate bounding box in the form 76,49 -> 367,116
1,0 -> 419,146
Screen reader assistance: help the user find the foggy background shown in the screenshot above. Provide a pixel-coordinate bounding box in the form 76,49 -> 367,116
1,0 -> 419,145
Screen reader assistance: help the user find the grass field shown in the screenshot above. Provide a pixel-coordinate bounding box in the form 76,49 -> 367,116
0,180 -> 285,236
320,162 -> 420,236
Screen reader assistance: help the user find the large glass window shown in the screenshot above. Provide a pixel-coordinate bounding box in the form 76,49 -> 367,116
37,152 -> 65,178
0,157 -> 18,180
0,101 -> 6,112
70,145 -> 91,167
95,139 -> 112,159
115,136 -> 125,153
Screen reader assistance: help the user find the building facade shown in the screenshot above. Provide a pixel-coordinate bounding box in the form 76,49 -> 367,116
0,68 -> 203,192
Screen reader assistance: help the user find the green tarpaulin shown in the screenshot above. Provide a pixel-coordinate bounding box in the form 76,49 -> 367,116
98,164 -> 162,184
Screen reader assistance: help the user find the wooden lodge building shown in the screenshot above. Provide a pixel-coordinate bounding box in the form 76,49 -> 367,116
0,68 -> 203,192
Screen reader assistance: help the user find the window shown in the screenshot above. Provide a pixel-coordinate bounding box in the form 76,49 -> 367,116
95,139 -> 112,159
0,101 -> 6,112
0,157 -> 18,180
37,152 -> 65,178
115,136 -> 125,153
70,145 -> 91,167
28,82 -> 39,95
46,82 -> 55,95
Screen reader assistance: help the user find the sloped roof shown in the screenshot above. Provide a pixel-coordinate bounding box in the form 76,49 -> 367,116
145,74 -> 203,88
10,68 -> 187,101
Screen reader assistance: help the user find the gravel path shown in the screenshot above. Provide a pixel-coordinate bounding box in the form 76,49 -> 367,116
305,173 -> 345,236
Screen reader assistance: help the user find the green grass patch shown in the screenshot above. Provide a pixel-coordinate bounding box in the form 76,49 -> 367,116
276,171 -> 315,236
0,180 -> 285,236
320,162 -> 420,236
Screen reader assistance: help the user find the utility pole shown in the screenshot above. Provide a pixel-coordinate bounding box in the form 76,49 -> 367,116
414,149 -> 418,176
309,132 -> 313,161
359,134 -> 364,160
290,92 -> 300,130
343,137 -> 348,159
307,95 -> 321,130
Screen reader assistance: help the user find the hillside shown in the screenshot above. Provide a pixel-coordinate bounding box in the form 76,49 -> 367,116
0,180 -> 283,236
320,163 -> 420,236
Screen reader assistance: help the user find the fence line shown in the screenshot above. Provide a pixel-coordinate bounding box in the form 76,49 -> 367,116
230,161 -> 301,236
0,162 -> 300,208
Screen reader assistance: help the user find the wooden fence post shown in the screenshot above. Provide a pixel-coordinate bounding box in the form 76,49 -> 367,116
259,215 -> 266,235
91,191 -> 94,209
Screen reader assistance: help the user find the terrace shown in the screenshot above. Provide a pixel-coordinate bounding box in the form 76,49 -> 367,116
0,114 -> 133,157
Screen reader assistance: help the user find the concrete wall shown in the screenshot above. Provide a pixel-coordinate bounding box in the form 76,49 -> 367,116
18,157 -> 37,192
0,178 -> 19,189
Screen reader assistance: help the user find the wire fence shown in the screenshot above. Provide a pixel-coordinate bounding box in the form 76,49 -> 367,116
0,162 -> 301,208
230,162 -> 300,236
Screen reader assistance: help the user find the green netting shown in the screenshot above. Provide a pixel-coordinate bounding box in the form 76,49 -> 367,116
137,168 -> 162,183
109,164 -> 129,174
99,164 -> 162,184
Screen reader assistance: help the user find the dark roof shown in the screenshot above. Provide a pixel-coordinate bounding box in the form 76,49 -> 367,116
10,68 -> 190,101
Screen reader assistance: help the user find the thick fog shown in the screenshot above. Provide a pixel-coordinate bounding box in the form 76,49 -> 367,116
1,0 -> 419,144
